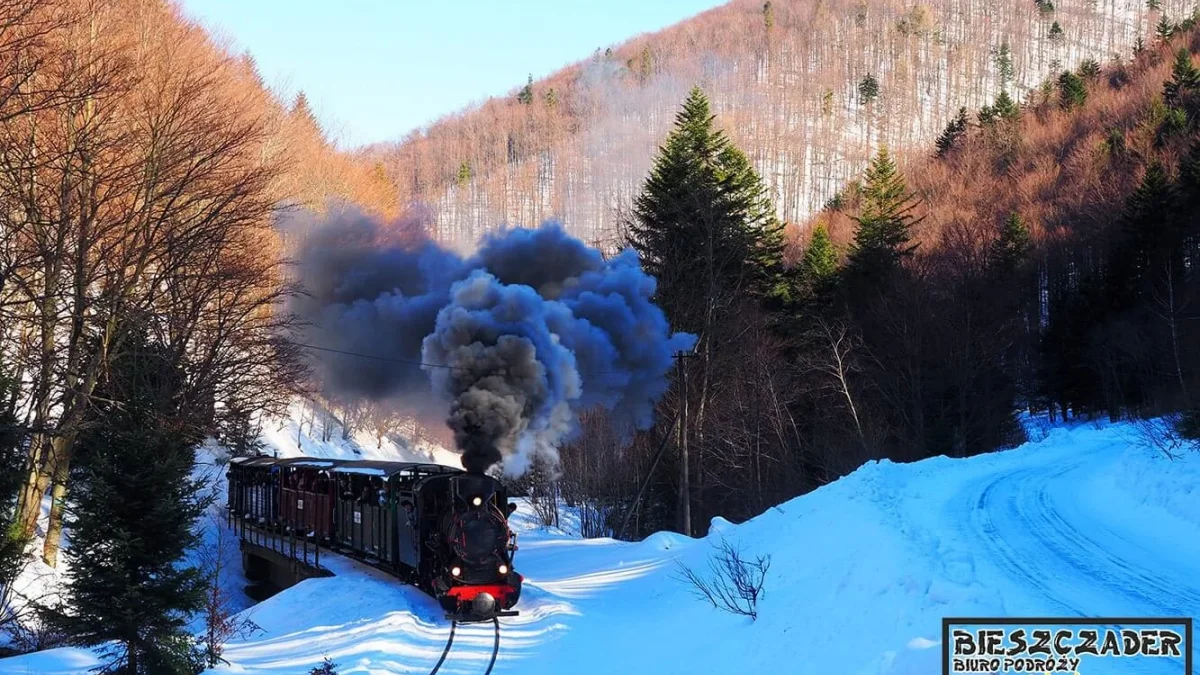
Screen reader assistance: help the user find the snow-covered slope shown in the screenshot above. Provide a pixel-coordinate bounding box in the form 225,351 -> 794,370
257,400 -> 462,467
4,418 -> 1197,674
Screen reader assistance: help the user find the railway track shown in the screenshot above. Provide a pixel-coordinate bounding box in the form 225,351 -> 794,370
427,618 -> 501,675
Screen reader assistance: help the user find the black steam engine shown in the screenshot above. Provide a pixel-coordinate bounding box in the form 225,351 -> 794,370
226,457 -> 523,621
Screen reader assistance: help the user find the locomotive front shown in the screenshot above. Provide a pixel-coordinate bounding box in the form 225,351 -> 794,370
428,472 -> 522,621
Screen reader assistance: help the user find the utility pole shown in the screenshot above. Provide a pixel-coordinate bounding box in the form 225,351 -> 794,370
675,350 -> 697,537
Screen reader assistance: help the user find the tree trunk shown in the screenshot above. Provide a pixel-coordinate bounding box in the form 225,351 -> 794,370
14,464 -> 51,538
43,477 -> 67,566
677,354 -> 691,537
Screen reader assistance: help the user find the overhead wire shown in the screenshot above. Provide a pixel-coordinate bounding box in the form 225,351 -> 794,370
287,341 -> 467,371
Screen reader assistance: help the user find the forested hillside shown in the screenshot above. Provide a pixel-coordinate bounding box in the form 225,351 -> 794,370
550,21 -> 1200,543
363,0 -> 1191,249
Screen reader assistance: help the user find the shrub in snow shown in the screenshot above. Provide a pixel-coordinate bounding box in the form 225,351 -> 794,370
675,538 -> 771,620
1134,414 -> 1199,459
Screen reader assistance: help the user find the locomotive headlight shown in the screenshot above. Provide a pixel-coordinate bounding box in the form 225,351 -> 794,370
498,564 -> 508,575
471,496 -> 482,506
450,566 -> 462,577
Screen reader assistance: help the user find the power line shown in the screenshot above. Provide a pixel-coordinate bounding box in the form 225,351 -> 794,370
291,339 -> 701,378
288,341 -> 466,371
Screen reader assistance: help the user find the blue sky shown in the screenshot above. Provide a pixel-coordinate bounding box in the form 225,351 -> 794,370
180,0 -> 727,149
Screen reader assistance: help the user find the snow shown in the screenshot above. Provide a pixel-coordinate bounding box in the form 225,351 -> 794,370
3,417 -> 1197,674
258,400 -> 463,468
332,467 -> 388,477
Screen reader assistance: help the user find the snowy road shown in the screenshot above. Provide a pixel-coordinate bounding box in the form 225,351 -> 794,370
960,447 -> 1200,619
2,419 -> 1197,674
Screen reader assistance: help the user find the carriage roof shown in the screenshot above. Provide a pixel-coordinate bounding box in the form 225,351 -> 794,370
332,460 -> 463,480
228,456 -> 464,481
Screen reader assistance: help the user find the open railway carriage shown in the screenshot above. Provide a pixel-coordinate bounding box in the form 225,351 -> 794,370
226,456 -> 523,622
278,458 -> 340,540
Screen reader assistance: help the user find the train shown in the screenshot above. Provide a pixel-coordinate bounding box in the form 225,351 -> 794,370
225,456 -> 523,622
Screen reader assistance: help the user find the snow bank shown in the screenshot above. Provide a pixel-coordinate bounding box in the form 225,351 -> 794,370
3,418 -> 1196,674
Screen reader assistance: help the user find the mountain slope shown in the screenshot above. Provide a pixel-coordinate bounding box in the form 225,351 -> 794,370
366,0 -> 1192,249
5,419 -> 1196,674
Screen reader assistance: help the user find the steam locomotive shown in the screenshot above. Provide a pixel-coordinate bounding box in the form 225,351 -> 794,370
226,457 -> 523,621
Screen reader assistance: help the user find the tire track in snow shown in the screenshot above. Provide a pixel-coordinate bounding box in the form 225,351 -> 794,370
957,451 -> 1200,618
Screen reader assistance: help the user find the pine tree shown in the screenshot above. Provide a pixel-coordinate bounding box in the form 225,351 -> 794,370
857,74 -> 880,106
1057,71 -> 1087,109
1156,14 -> 1175,42
0,365 -> 27,596
1164,48 -> 1200,104
979,90 -> 1020,126
638,47 -> 653,82
989,213 -> 1032,274
51,336 -> 210,674
517,75 -> 533,105
291,91 -> 320,131
995,40 -> 1015,89
993,89 -> 1020,121
215,403 -> 265,458
628,86 -> 789,326
935,107 -> 969,157
1078,59 -> 1101,80
1048,21 -> 1065,43
1106,162 -> 1177,308
844,146 -> 922,288
799,223 -> 838,291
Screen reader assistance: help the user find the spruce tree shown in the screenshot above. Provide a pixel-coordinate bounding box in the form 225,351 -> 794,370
517,75 -> 533,105
844,146 -> 922,290
0,365 -> 27,596
994,40 -> 1015,89
52,337 -> 209,674
1048,21 -> 1065,43
1156,14 -> 1175,42
1078,59 -> 1101,80
1107,162 -> 1179,307
935,107 -> 969,157
798,223 -> 839,301
989,213 -> 1032,274
291,92 -> 320,132
979,90 -> 1020,127
628,86 -> 789,327
993,89 -> 1021,121
1164,48 -> 1199,104
1057,71 -> 1087,109
857,74 -> 880,106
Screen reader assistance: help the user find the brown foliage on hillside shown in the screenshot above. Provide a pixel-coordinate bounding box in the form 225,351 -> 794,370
364,0 -> 1193,249
812,29 -> 1200,259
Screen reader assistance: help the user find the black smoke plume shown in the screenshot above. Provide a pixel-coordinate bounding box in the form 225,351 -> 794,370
289,207 -> 695,475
